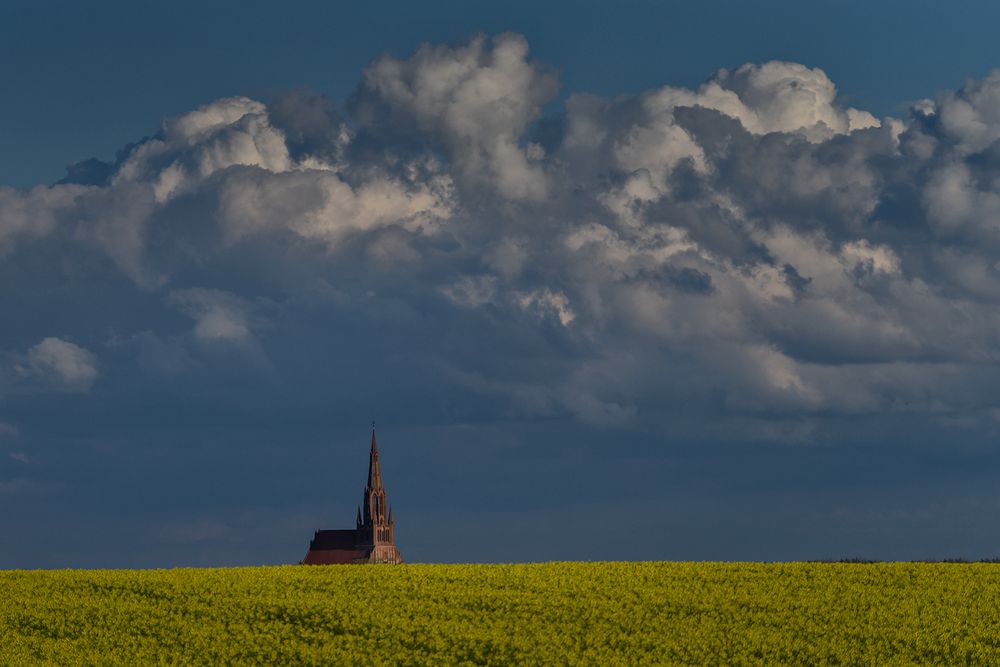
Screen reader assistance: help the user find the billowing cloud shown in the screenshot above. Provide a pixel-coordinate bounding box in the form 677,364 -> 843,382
351,33 -> 557,201
114,97 -> 293,202
933,70 -> 1000,154
215,166 -> 454,245
2,33 -> 1000,465
0,183 -> 88,254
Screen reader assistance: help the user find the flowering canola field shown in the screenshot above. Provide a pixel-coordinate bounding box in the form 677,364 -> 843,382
2,562 -> 999,665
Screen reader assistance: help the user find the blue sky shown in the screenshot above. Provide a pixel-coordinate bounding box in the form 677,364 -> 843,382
5,0 -> 1000,188
3,1 -> 1000,567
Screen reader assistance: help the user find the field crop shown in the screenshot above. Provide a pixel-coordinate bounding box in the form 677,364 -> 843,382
2,562 -> 1000,665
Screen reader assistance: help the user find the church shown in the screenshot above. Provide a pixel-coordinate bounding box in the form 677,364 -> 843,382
301,428 -> 404,564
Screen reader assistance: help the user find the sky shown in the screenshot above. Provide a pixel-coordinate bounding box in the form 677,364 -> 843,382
3,1 -> 1000,567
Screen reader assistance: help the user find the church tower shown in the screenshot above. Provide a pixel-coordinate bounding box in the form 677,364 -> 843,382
355,428 -> 401,563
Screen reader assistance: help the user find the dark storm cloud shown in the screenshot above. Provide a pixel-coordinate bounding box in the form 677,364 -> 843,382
4,34 -> 1000,565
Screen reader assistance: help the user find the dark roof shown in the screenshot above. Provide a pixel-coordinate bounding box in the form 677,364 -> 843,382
309,529 -> 358,550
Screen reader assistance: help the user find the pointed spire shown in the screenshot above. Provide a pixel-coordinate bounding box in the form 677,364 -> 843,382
367,425 -> 383,490
388,504 -> 394,524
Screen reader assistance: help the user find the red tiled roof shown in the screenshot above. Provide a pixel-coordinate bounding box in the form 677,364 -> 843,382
301,529 -> 372,565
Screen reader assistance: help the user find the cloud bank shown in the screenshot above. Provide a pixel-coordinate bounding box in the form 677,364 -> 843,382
4,33 -> 1000,564
4,33 -> 1000,431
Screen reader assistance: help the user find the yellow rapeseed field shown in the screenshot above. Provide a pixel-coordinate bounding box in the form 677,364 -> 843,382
2,562 -> 999,665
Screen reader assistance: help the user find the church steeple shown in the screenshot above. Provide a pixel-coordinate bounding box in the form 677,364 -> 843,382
367,426 -> 382,490
360,424 -> 395,554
